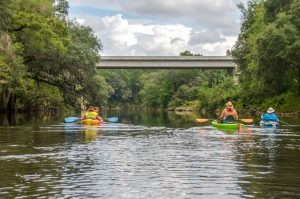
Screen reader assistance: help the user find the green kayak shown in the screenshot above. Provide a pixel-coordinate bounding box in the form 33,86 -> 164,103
212,120 -> 244,129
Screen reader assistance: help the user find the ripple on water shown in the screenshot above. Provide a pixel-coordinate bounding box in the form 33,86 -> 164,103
0,122 -> 300,198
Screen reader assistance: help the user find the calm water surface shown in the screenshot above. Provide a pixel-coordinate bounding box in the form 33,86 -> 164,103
0,111 -> 300,198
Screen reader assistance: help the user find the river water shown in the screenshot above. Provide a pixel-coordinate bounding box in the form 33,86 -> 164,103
0,110 -> 299,198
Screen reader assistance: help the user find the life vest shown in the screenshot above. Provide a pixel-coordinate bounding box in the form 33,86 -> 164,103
85,111 -> 97,119
223,115 -> 235,124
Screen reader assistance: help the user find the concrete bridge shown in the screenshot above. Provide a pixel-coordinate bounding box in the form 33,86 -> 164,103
96,56 -> 237,75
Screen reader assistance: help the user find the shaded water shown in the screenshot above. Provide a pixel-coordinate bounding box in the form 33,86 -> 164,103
0,111 -> 300,198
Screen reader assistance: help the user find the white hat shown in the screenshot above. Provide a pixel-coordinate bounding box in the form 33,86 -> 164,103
267,107 -> 275,113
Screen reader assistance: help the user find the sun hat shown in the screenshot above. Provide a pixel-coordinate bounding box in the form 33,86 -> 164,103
88,106 -> 94,111
267,107 -> 275,113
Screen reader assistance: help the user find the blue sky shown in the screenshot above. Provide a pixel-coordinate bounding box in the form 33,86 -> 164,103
68,0 -> 248,56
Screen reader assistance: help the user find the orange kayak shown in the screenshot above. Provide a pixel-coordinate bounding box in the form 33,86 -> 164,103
82,119 -> 102,125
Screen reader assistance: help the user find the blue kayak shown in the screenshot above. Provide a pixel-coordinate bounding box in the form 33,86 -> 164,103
259,121 -> 279,128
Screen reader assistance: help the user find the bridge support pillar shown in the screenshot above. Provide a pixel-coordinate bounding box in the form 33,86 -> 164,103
227,68 -> 234,76
227,68 -> 239,84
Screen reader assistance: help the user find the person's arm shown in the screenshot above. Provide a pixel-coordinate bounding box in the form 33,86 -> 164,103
275,115 -> 279,122
96,115 -> 103,121
218,109 -> 225,121
234,110 -> 238,119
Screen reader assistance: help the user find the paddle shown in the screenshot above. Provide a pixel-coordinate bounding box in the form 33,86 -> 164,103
64,116 -> 119,123
64,117 -> 81,123
239,119 -> 254,124
195,118 -> 253,124
105,117 -> 119,123
195,119 -> 210,123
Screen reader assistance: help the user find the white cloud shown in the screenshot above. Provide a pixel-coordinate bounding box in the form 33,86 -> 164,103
68,0 -> 246,55
69,0 -> 243,33
76,14 -> 236,56
75,18 -> 85,25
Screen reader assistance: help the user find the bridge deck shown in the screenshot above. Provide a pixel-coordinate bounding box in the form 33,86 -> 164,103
96,56 -> 236,69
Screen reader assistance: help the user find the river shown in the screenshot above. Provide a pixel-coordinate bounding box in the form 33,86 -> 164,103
0,110 -> 299,198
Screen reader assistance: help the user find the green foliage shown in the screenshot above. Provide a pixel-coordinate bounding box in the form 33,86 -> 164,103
138,69 -> 238,110
197,76 -> 239,110
0,0 -> 104,112
180,50 -> 193,56
180,50 -> 202,56
257,92 -> 300,112
99,70 -> 142,106
17,80 -> 65,110
232,0 -> 300,110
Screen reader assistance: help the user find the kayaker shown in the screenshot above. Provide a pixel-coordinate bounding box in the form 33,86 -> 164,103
217,101 -> 238,123
94,106 -> 103,122
83,106 -> 99,120
260,107 -> 279,126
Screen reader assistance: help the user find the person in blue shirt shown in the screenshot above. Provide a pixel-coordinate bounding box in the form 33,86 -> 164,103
262,107 -> 279,122
260,107 -> 279,127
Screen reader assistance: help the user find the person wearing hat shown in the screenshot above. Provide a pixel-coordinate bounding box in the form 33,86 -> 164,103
261,107 -> 279,123
217,101 -> 239,123
83,106 -> 100,120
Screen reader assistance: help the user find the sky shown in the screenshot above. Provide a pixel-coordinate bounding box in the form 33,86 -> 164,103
68,0 -> 249,56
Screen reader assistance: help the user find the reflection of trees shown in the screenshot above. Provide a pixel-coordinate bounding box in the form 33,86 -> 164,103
234,133 -> 300,198
0,112 -> 63,126
0,128 -> 67,197
104,108 -> 214,128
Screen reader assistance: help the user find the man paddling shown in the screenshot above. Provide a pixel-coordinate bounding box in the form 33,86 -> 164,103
260,107 -> 279,128
217,101 -> 239,123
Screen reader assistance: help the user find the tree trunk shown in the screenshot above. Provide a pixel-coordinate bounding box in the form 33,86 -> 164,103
7,93 -> 16,114
0,90 -> 9,113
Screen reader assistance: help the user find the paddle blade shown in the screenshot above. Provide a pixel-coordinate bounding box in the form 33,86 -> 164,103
240,119 -> 253,124
106,117 -> 119,123
196,119 -> 209,123
64,117 -> 81,123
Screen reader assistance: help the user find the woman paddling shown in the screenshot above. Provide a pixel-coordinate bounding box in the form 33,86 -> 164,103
94,106 -> 104,122
217,101 -> 239,123
83,106 -> 103,121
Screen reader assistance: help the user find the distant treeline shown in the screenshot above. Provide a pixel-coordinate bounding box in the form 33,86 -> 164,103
0,0 -> 299,113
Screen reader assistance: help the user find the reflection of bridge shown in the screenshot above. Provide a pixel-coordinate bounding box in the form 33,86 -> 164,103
96,56 -> 237,75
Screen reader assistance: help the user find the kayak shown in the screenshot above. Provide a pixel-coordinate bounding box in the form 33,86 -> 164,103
259,121 -> 279,128
212,120 -> 244,129
82,119 -> 102,125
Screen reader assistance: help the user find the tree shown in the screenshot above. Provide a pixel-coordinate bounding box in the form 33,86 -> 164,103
0,0 -> 104,112
232,0 -> 300,108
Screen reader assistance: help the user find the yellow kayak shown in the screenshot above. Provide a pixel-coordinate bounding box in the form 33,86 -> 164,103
82,119 -> 102,125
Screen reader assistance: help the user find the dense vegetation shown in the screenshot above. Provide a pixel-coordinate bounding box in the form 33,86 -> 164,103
0,0 -> 110,113
0,0 -> 299,114
232,0 -> 300,111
